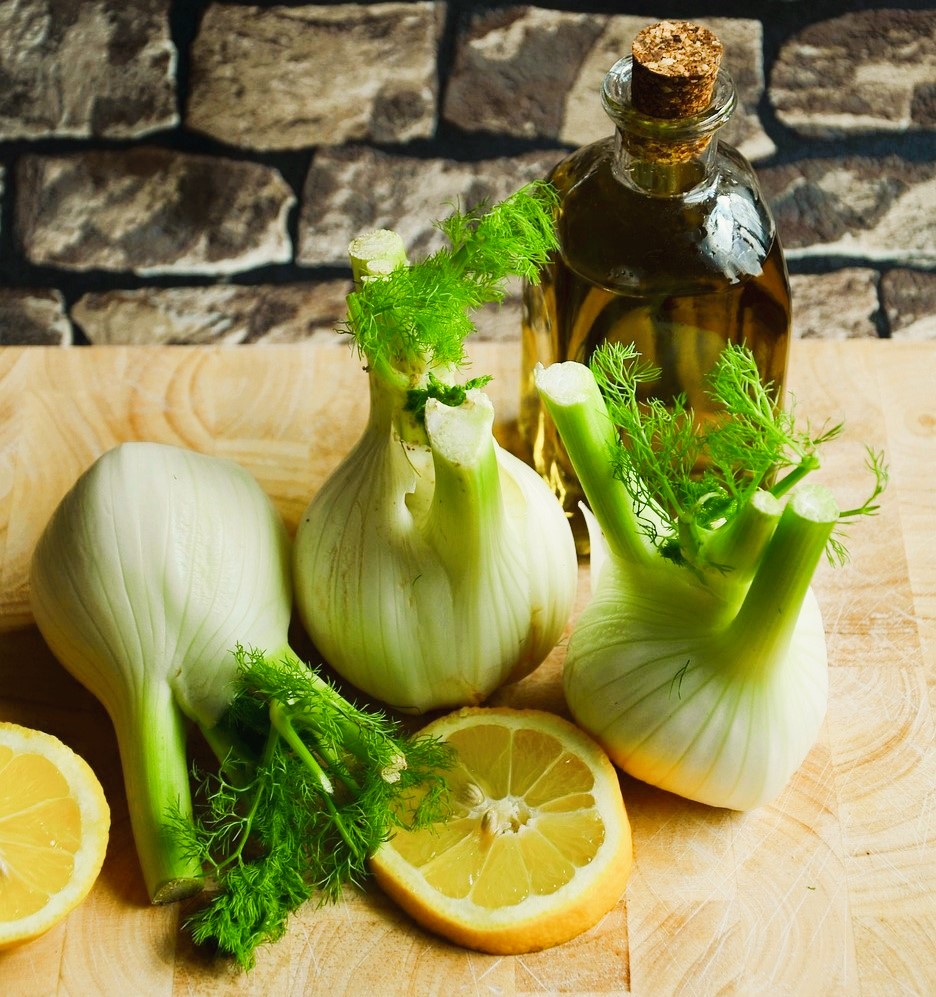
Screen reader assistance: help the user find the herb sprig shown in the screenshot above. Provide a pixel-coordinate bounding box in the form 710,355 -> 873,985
590,341 -> 887,571
344,181 -> 559,381
169,647 -> 452,970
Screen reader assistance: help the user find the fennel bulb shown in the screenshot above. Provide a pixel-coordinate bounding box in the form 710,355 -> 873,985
535,344 -> 886,811
30,442 -> 291,902
28,442 -> 451,967
293,184 -> 578,713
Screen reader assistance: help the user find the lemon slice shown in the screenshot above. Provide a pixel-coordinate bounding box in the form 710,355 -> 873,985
0,722 -> 110,950
371,707 -> 632,954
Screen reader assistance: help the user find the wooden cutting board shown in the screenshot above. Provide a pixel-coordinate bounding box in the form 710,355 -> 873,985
0,340 -> 933,996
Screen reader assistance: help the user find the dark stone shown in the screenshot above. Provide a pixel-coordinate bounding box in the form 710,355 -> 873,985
759,157 -> 936,264
881,269 -> 936,339
770,9 -> 936,136
0,289 -> 72,345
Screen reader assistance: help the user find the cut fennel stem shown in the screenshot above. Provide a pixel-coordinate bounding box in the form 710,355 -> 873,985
535,358 -> 839,811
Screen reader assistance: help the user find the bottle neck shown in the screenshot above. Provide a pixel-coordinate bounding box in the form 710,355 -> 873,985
613,127 -> 719,197
602,56 -> 736,198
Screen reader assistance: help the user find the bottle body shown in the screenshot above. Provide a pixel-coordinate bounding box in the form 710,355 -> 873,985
520,133 -> 791,550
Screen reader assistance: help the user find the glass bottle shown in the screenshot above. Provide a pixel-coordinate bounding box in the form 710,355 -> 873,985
520,21 -> 791,552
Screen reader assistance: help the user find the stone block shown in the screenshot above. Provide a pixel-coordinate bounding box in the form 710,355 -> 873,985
771,9 -> 936,136
443,7 -> 605,140
186,2 -> 440,150
71,282 -> 351,345
298,145 -> 561,266
0,289 -> 73,345
790,270 -> 880,340
444,9 -> 772,160
0,0 -> 177,140
760,157 -> 936,266
881,269 -> 936,340
15,148 -> 295,276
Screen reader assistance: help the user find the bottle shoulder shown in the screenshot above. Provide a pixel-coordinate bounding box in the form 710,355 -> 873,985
551,137 -> 768,212
551,139 -> 779,294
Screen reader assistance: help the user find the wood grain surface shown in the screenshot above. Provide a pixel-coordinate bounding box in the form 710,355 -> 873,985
0,340 -> 933,996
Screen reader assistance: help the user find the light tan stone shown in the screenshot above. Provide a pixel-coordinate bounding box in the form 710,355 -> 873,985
187,2 -> 440,150
72,282 -> 351,345
790,270 -> 880,340
0,0 -> 177,140
761,157 -> 936,266
16,148 -> 295,276
443,7 -> 605,140
470,281 -> 522,344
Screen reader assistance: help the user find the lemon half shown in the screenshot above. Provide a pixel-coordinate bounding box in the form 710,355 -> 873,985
371,707 -> 632,954
0,722 -> 110,949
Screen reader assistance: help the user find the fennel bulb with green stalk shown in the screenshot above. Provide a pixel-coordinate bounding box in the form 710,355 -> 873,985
29,442 -> 292,903
28,441 -> 452,967
293,184 -> 578,713
535,344 -> 886,811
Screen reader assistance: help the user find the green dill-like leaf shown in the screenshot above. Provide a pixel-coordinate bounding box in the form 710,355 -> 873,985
344,181 -> 559,376
591,342 -> 706,558
346,255 -> 481,374
438,181 -> 559,281
589,341 -> 867,571
702,346 -> 841,498
181,747 -> 316,969
169,646 -> 453,971
826,446 -> 889,566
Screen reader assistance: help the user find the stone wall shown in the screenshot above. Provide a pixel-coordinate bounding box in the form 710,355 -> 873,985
0,0 -> 933,346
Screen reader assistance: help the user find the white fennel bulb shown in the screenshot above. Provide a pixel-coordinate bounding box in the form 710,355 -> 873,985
535,345 -> 885,810
295,381 -> 576,713
29,442 -> 292,901
293,184 -> 577,713
568,489 -> 830,810
29,442 -> 457,966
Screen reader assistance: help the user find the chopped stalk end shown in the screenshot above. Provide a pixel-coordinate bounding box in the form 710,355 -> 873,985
699,488 -> 782,586
535,360 -> 653,567
730,481 -> 839,657
424,390 -> 503,577
791,483 -> 840,524
424,390 -> 495,466
152,875 -> 204,905
750,488 -> 784,519
349,230 -> 409,283
534,361 -> 598,407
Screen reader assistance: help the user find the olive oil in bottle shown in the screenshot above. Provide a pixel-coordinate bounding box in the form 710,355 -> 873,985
520,21 -> 792,551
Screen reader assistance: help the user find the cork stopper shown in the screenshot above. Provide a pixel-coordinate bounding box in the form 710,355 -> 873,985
631,20 -> 723,119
